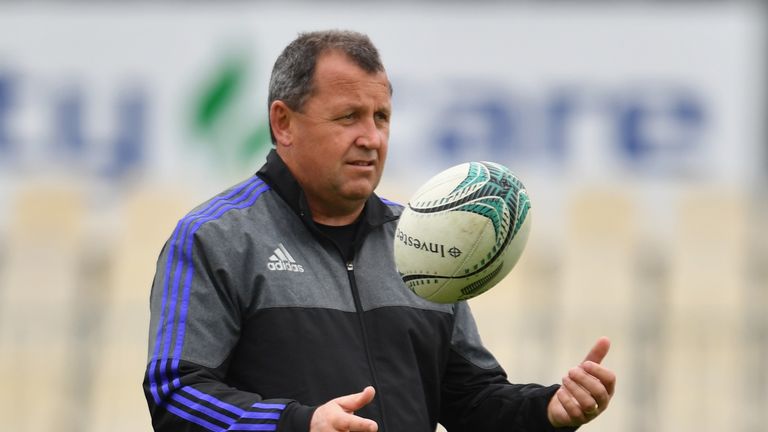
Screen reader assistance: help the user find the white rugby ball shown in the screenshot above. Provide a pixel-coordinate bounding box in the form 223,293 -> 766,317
394,161 -> 532,303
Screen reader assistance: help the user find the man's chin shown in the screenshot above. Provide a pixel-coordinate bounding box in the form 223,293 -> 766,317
340,185 -> 376,202
340,176 -> 380,197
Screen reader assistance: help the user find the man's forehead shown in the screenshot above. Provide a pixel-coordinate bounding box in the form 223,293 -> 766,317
314,51 -> 391,91
315,49 -> 379,73
321,75 -> 391,94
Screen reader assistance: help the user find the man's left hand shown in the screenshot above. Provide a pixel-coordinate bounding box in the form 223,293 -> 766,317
547,337 -> 616,428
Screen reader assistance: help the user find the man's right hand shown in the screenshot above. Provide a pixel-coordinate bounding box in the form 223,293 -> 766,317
310,386 -> 379,431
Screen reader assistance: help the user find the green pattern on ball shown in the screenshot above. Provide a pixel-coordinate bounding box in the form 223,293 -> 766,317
452,161 -> 489,192
449,162 -> 527,248
514,190 -> 531,237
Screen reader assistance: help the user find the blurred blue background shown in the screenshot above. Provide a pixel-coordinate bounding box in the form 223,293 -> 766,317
0,1 -> 765,431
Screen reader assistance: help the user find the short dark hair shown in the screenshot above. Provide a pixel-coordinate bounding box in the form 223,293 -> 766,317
267,30 -> 387,144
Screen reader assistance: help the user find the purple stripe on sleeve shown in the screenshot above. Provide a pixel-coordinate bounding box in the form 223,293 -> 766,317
166,404 -> 223,432
148,359 -> 162,404
250,402 -> 286,411
182,387 -> 246,417
172,393 -> 235,426
242,412 -> 280,420
149,218 -> 184,404
228,424 -> 277,431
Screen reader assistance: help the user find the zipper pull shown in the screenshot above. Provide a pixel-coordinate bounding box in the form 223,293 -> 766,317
346,262 -> 354,271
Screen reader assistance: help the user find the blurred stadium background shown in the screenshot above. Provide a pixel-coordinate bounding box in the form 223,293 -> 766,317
0,1 -> 766,431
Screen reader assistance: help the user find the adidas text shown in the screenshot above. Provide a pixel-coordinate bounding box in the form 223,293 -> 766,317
267,261 -> 304,272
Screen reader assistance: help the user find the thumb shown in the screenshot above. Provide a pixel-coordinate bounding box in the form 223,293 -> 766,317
335,386 -> 376,412
583,336 -> 611,365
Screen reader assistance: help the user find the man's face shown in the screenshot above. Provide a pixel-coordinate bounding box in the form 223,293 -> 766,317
281,50 -> 391,217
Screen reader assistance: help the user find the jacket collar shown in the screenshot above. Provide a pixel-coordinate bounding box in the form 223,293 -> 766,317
256,149 -> 399,229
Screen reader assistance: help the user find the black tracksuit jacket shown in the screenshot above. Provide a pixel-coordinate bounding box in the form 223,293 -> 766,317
143,150 -> 569,432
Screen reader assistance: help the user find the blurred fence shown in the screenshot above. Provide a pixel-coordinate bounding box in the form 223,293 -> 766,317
470,185 -> 768,432
0,182 -> 765,432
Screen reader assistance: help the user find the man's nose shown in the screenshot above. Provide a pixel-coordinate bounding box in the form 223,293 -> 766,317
355,117 -> 384,148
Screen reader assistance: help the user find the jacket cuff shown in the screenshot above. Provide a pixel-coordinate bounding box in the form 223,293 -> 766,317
278,401 -> 317,432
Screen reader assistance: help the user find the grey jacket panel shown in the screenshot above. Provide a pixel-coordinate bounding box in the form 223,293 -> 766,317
450,301 -> 500,370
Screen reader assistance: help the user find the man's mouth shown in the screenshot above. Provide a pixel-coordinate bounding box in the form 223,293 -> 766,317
349,160 -> 375,167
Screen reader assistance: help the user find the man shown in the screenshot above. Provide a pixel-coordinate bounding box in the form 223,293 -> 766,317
143,30 -> 615,432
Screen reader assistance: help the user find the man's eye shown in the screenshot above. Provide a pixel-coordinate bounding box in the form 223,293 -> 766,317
337,113 -> 355,121
375,112 -> 390,123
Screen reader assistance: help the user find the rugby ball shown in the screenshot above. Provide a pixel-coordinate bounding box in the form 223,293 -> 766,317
394,161 -> 531,303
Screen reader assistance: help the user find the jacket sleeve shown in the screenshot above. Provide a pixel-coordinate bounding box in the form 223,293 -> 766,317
142,223 -> 315,432
439,302 -> 577,432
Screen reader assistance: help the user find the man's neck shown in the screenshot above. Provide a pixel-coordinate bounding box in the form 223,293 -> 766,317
307,199 -> 365,226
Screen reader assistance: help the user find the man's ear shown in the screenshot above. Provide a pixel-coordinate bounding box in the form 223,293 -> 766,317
269,100 -> 293,147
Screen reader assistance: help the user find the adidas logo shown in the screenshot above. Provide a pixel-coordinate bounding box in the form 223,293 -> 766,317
267,243 -> 305,272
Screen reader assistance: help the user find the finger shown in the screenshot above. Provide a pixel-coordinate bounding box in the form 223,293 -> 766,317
568,367 -> 609,409
556,386 -> 586,424
562,375 -> 598,413
547,392 -> 570,427
582,361 -> 617,396
335,413 -> 379,431
583,336 -> 611,365
335,386 -> 376,412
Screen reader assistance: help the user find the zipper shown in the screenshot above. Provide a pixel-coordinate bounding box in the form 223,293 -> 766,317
345,261 -> 389,431
305,213 -> 392,430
